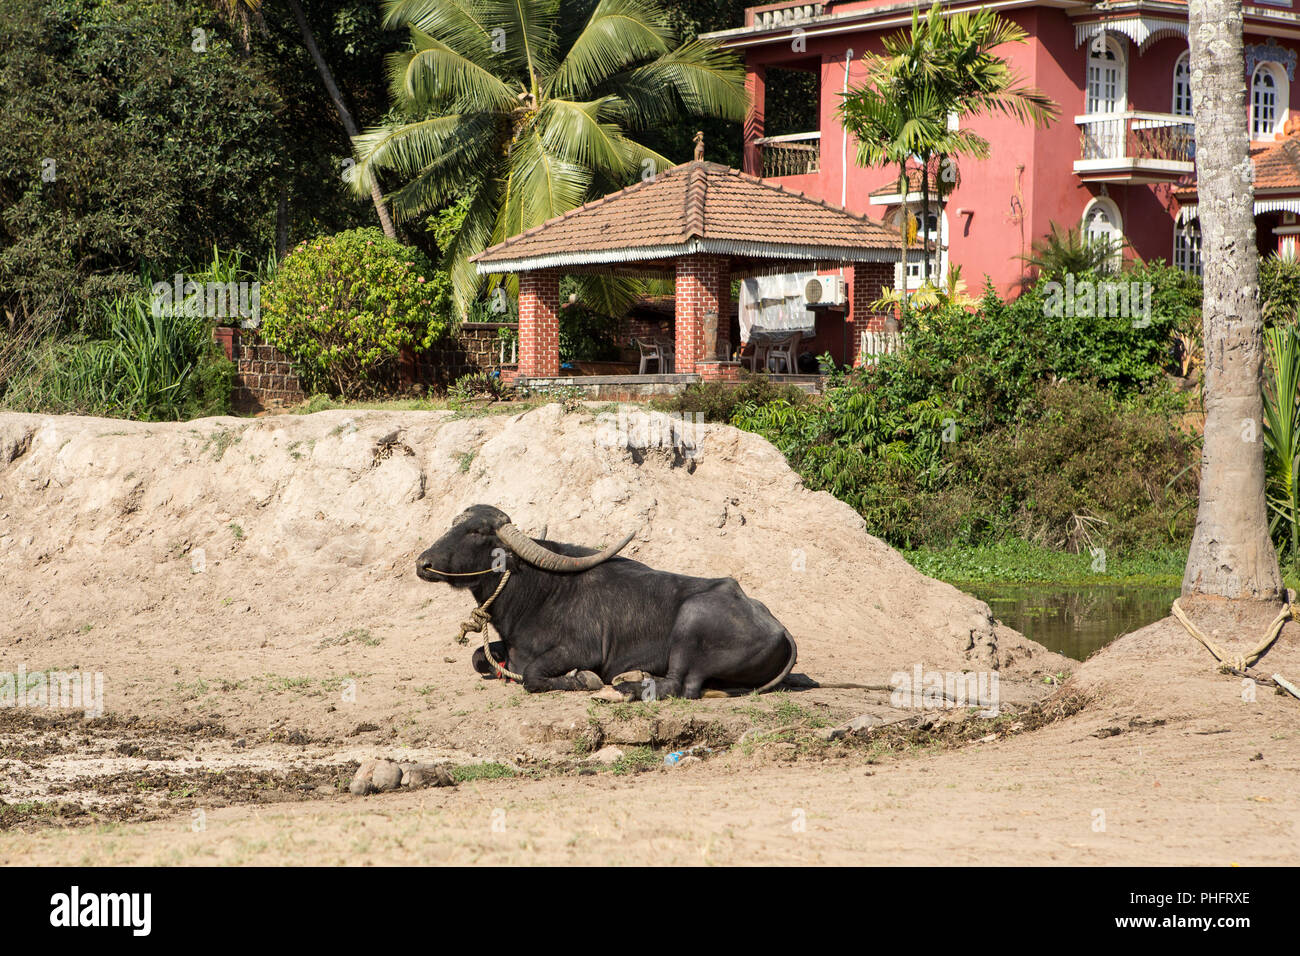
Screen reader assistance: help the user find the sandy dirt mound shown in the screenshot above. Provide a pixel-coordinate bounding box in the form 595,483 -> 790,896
1,405 -> 1298,863
0,403 -> 1070,843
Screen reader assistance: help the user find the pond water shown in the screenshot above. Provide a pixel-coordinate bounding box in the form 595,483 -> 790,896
959,583 -> 1182,661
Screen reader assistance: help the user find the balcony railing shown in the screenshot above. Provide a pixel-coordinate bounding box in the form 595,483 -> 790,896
756,131 -> 820,178
1075,111 -> 1195,181
749,3 -> 826,29
860,330 -> 905,361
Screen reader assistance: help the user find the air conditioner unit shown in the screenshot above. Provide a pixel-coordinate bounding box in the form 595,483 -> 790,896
804,275 -> 847,307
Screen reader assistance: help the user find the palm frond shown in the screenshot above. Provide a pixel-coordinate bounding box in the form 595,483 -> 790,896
548,0 -> 672,98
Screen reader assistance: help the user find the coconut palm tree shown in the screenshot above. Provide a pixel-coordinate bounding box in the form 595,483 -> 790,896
1182,0 -> 1283,601
347,0 -> 747,314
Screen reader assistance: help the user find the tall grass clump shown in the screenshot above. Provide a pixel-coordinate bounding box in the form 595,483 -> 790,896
2,295 -> 232,420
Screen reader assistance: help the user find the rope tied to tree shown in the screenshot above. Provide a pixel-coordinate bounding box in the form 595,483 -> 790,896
1170,597 -> 1292,674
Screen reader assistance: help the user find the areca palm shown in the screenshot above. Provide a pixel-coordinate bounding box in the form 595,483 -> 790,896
348,0 -> 747,314
842,2 -> 1057,282
840,85 -> 985,309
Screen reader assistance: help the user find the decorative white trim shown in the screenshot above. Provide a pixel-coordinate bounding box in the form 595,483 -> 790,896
1256,197 -> 1300,214
1075,17 -> 1188,52
1178,198 -> 1300,219
868,190 -> 941,206
1246,38 -> 1298,80
475,238 -> 914,274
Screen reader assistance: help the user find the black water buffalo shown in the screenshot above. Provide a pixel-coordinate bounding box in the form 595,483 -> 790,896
416,505 -> 796,698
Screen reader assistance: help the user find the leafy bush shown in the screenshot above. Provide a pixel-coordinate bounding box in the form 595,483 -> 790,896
654,373 -> 811,423
726,267 -> 1200,555
559,305 -> 620,363
260,228 -> 450,396
1262,252 -> 1300,325
448,370 -> 512,405
957,382 -> 1199,553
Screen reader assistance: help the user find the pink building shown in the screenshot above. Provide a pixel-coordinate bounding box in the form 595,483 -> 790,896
705,0 -> 1300,355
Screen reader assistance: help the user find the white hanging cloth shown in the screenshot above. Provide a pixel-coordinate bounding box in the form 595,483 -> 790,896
739,272 -> 817,345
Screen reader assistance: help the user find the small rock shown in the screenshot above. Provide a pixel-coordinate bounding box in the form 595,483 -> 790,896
370,760 -> 403,792
675,755 -> 702,768
816,726 -> 847,742
349,758 -> 378,795
400,762 -> 456,788
590,746 -> 625,765
846,713 -> 884,734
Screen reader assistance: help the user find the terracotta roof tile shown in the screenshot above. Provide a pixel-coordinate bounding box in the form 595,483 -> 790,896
1175,136 -> 1300,202
471,161 -> 903,271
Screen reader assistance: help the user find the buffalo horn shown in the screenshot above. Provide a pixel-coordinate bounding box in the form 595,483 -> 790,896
496,523 -> 634,572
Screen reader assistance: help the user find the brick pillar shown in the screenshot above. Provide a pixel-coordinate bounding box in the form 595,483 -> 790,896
675,254 -> 729,375
518,272 -> 560,378
849,262 -> 895,367
744,67 -> 766,176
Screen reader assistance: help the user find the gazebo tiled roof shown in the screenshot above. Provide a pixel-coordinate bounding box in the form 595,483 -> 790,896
471,160 -> 906,274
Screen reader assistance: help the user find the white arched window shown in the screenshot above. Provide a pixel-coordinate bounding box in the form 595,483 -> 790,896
1083,197 -> 1124,267
1174,218 -> 1202,276
1172,52 -> 1193,117
1086,36 -> 1126,114
1252,63 -> 1287,138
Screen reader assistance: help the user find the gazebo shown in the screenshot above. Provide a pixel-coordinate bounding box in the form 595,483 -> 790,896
470,158 -> 913,388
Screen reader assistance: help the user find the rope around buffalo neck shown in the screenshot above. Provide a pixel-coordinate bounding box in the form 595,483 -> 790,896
446,570 -> 523,682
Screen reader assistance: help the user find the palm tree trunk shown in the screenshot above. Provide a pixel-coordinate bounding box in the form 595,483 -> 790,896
920,156 -> 932,283
286,0 -> 397,239
897,165 -> 910,311
1182,0 -> 1283,601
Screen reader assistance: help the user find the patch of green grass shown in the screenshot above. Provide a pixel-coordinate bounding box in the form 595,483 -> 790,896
450,761 -> 517,782
229,522 -> 244,541
175,678 -> 210,700
741,691 -> 827,729
320,628 -> 382,649
202,426 -> 245,461
456,450 -> 475,472
608,746 -> 661,775
904,540 -> 1189,586
0,801 -> 60,828
586,699 -> 664,724
294,394 -> 451,414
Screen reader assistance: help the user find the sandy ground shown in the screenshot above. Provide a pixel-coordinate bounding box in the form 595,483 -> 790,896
1,405 -> 1297,864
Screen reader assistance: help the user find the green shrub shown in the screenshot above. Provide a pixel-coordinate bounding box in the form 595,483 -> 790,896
1262,252 -> 1300,325
448,370 -> 511,405
559,305 -> 620,363
724,267 -> 1200,555
260,228 -> 451,396
957,382 -> 1199,553
654,373 -> 811,423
